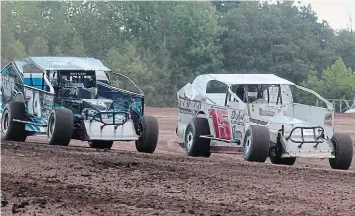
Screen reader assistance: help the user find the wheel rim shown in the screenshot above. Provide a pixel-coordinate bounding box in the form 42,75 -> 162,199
243,130 -> 252,157
47,114 -> 55,139
185,130 -> 194,152
1,110 -> 9,134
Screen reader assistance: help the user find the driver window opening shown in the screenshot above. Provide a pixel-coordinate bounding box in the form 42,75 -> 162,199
21,64 -> 50,91
227,84 -> 283,105
206,80 -> 228,106
54,71 -> 97,99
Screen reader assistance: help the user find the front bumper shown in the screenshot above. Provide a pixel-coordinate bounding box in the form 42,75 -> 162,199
82,110 -> 139,141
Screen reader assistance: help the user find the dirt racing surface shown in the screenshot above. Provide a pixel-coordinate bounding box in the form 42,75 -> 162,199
1,108 -> 355,216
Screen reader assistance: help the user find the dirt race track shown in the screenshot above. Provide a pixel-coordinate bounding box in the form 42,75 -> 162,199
1,108 -> 355,216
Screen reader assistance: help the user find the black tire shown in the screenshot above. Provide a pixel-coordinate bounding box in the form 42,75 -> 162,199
88,140 -> 114,149
1,102 -> 27,142
135,116 -> 159,153
243,125 -> 270,162
270,156 -> 296,165
184,117 -> 211,157
47,107 -> 73,146
329,133 -> 353,170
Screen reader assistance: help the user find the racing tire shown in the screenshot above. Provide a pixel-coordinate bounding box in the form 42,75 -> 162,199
243,125 -> 270,163
47,107 -> 73,146
135,116 -> 159,153
184,117 -> 211,158
88,140 -> 114,149
1,102 -> 27,142
270,156 -> 296,166
329,133 -> 353,170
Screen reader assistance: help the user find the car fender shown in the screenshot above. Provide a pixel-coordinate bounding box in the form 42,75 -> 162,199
14,92 -> 25,103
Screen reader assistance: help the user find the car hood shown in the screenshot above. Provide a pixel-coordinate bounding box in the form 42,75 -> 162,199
82,99 -> 113,111
266,111 -> 314,127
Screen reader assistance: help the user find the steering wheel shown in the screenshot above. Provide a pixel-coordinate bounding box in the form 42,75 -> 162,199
62,87 -> 77,97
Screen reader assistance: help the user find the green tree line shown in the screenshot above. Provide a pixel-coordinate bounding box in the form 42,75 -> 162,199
1,1 -> 354,107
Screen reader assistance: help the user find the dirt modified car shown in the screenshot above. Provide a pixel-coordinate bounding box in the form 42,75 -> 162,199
1,57 -> 158,152
176,74 -> 353,170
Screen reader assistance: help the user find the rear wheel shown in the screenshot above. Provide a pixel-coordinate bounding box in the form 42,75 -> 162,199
243,125 -> 270,162
1,102 -> 27,142
135,116 -> 159,153
184,118 -> 211,157
329,133 -> 353,170
89,140 -> 114,149
47,107 -> 73,146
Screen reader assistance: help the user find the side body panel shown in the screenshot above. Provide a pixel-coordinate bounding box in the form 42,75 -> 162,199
1,63 -> 54,133
176,83 -> 248,153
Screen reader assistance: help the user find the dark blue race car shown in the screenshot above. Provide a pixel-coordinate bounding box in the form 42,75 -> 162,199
1,57 -> 158,152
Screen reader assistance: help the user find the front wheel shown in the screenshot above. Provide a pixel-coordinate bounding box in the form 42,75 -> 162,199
135,116 -> 159,153
47,107 -> 73,146
184,118 -> 211,157
329,133 -> 353,170
243,125 -> 270,163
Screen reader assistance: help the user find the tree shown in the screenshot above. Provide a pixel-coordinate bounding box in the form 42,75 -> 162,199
220,2 -> 337,83
333,30 -> 355,70
104,41 -> 152,93
1,1 -> 354,107
301,58 -> 355,106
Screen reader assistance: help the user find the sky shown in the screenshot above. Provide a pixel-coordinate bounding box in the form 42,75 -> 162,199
297,0 -> 355,30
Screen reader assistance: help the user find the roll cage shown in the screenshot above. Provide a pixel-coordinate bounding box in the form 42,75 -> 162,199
4,57 -> 144,98
193,74 -> 334,113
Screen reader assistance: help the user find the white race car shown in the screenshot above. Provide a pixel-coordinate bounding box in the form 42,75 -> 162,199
176,74 -> 353,170
345,108 -> 355,114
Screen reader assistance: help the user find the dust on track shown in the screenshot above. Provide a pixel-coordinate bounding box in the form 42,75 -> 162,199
1,108 -> 355,215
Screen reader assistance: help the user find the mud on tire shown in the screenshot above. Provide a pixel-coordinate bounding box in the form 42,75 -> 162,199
135,116 -> 159,153
89,140 -> 114,149
184,117 -> 211,158
243,125 -> 270,162
47,107 -> 73,146
1,102 -> 27,142
329,133 -> 353,170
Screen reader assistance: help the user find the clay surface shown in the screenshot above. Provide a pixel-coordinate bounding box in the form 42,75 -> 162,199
1,108 -> 355,215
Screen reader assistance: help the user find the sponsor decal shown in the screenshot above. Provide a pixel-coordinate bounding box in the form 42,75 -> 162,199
232,124 -> 243,142
69,72 -> 88,76
178,96 -> 201,113
209,107 -> 231,140
259,108 -> 275,116
259,107 -> 287,116
231,109 -> 246,125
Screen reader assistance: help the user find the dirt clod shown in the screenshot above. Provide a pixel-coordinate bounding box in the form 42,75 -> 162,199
1,199 -> 8,207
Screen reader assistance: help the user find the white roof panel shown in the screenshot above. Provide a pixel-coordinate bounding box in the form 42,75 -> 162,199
206,74 -> 295,85
19,56 -> 112,71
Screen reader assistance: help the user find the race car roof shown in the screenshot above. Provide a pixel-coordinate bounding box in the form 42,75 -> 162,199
15,56 -> 111,72
193,74 -> 295,86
